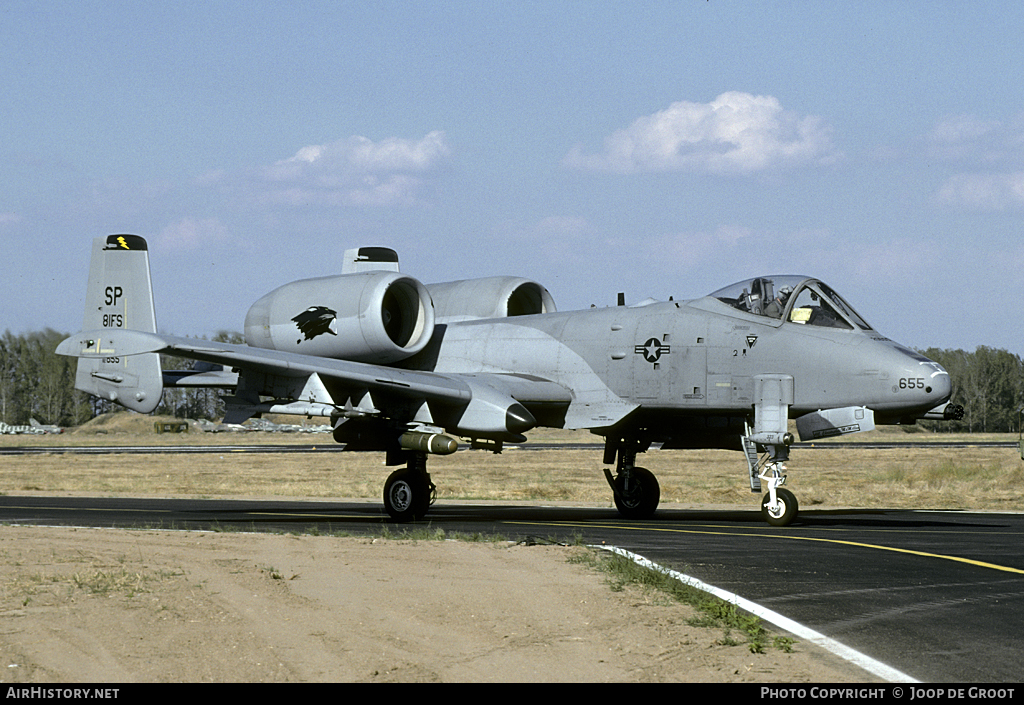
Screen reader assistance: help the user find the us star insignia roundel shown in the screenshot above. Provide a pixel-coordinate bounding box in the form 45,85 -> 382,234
634,337 -> 671,365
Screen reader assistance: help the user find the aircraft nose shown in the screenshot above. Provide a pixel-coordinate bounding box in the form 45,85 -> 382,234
920,360 -> 965,420
906,357 -> 951,404
877,343 -> 955,420
929,362 -> 952,401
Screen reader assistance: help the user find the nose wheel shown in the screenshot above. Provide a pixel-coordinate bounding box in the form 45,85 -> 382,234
761,487 -> 798,527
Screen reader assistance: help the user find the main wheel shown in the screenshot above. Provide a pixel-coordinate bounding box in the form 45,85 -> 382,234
383,468 -> 431,522
761,487 -> 798,527
612,466 -> 660,519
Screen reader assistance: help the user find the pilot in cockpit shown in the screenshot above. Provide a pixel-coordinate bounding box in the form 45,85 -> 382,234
764,286 -> 793,319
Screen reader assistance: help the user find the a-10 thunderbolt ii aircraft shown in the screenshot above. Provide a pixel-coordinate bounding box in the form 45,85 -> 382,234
58,235 -> 963,526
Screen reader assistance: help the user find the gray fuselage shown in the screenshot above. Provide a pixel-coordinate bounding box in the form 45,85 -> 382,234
415,291 -> 949,445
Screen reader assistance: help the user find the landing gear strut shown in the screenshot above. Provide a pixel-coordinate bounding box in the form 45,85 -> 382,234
383,452 -> 435,522
603,438 -> 660,519
744,374 -> 800,527
743,425 -> 799,527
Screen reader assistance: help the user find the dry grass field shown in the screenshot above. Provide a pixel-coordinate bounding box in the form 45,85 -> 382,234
2,412 -> 1021,514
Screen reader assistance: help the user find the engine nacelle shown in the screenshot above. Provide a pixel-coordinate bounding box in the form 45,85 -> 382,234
244,271 -> 434,363
425,276 -> 556,322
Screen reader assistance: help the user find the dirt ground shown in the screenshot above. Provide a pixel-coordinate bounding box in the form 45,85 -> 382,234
7,415 -> 1009,682
0,524 -> 875,683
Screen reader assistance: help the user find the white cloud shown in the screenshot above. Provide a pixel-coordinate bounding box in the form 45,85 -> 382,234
929,115 -> 1001,145
563,92 -> 837,174
936,172 -> 1024,210
262,131 -> 451,207
926,112 -> 1024,162
926,113 -> 1024,209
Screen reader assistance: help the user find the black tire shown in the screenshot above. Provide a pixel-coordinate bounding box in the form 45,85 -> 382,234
383,468 -> 430,522
613,466 -> 660,519
761,488 -> 798,527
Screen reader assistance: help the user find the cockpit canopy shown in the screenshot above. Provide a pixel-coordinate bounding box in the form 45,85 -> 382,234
710,276 -> 873,331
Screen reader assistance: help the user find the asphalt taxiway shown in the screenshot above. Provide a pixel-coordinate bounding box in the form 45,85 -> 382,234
2,494 -> 1021,682
0,440 -> 1018,455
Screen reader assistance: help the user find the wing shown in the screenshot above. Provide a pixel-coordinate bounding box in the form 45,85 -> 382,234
57,328 -> 572,441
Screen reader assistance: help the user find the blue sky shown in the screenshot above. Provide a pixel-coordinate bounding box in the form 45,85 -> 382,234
3,1 -> 1023,355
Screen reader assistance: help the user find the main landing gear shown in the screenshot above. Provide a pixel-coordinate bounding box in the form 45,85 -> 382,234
381,439 -> 666,523
383,452 -> 436,522
603,438 -> 661,519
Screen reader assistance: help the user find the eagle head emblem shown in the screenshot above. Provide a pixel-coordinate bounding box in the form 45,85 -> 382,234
292,306 -> 338,343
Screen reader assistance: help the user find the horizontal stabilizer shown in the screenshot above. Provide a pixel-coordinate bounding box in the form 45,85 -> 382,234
796,406 -> 875,441
56,329 -> 168,358
56,328 -> 166,414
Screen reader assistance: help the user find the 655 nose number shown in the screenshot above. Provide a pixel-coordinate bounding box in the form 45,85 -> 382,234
897,377 -> 926,390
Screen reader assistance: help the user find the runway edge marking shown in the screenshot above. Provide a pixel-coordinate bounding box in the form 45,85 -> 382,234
594,545 -> 919,684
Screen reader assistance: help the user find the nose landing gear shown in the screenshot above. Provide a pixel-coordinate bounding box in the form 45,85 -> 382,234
744,432 -> 800,527
744,375 -> 800,527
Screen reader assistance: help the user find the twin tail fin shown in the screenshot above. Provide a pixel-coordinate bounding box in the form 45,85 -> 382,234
61,235 -> 164,413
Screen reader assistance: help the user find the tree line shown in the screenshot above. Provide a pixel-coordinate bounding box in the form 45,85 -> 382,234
0,329 -> 240,427
2,329 -> 1022,433
919,347 -> 1024,434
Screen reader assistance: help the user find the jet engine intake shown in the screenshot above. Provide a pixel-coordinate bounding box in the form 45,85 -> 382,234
426,276 -> 556,322
244,271 -> 434,363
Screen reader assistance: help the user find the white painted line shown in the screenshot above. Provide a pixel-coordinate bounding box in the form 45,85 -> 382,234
595,545 -> 919,683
